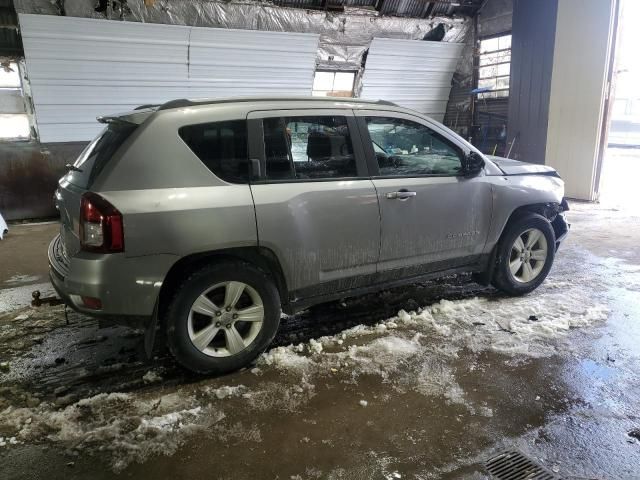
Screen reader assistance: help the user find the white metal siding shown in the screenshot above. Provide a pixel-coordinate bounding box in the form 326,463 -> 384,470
18,14 -> 319,142
189,28 -> 319,97
360,38 -> 464,121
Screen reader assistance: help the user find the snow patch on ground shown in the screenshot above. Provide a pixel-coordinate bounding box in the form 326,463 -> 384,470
0,390 -> 222,472
257,276 -> 609,380
242,375 -> 317,413
142,370 -> 162,384
258,344 -> 314,372
202,384 -> 247,400
4,274 -> 41,286
341,336 -> 422,378
407,294 -> 609,357
252,269 -> 609,411
27,384 -> 255,470
0,282 -> 54,312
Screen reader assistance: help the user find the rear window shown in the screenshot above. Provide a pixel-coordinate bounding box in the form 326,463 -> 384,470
69,123 -> 137,188
178,120 -> 249,184
262,115 -> 357,181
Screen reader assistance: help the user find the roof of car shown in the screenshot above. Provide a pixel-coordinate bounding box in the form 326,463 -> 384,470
101,96 -> 407,126
152,96 -> 399,111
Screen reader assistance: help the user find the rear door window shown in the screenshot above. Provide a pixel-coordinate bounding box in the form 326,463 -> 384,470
179,120 -> 249,184
262,116 -> 357,181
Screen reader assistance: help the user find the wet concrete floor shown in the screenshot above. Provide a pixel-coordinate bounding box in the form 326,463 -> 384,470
0,201 -> 639,480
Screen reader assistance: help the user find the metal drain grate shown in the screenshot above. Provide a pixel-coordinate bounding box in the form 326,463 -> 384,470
485,450 -> 562,480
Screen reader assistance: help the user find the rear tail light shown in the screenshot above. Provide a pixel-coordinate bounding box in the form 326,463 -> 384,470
80,192 -> 124,253
80,296 -> 103,310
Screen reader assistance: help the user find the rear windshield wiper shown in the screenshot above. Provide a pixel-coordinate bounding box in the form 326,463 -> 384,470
65,163 -> 83,173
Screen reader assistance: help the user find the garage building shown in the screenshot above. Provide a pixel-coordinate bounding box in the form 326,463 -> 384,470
0,0 -> 638,479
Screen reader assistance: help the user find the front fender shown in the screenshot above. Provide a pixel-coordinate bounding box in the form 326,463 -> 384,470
485,175 -> 565,251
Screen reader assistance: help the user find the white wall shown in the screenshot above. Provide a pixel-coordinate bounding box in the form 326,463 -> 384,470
545,0 -> 617,200
19,14 -> 319,143
359,38 -> 464,121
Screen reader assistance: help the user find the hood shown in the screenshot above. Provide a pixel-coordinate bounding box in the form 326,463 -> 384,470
486,156 -> 559,177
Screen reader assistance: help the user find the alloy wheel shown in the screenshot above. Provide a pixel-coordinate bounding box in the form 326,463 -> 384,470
508,228 -> 549,283
187,281 -> 264,357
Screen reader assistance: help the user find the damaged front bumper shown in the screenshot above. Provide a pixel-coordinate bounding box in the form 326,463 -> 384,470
552,199 -> 570,251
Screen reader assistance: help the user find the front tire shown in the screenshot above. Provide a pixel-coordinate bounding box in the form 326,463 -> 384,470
492,213 -> 556,296
165,261 -> 281,375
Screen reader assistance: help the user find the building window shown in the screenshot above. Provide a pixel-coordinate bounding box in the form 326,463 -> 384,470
477,34 -> 511,99
312,71 -> 356,98
0,61 -> 30,140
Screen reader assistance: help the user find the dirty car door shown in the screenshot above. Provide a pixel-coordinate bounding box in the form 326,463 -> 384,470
247,109 -> 379,299
356,111 -> 493,281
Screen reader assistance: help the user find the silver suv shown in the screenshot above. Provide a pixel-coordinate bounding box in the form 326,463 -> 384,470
49,97 -> 569,374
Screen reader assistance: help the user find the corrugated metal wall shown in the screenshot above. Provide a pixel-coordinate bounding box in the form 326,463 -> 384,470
19,14 -> 319,143
360,38 -> 464,121
506,0 -> 558,164
188,28 -> 319,97
19,15 -> 190,142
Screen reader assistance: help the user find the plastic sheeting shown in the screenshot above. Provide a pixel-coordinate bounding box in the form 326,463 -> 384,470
15,0 -> 469,69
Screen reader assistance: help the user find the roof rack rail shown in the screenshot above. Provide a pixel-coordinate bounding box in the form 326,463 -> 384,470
376,99 -> 399,107
134,104 -> 161,110
158,99 -> 194,110
156,96 -> 401,112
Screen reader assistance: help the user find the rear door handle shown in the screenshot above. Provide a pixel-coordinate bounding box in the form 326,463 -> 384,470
386,190 -> 417,200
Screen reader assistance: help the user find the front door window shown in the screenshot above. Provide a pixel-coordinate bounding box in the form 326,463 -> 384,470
365,117 -> 463,177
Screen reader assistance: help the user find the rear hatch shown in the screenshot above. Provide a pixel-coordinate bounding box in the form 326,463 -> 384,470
54,108 -> 155,261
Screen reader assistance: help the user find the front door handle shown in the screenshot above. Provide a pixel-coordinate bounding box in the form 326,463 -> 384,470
386,190 -> 417,200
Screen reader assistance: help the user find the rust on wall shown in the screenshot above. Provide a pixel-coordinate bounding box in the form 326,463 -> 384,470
0,142 -> 87,220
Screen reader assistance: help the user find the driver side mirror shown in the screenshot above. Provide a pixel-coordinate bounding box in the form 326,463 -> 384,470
463,152 -> 485,178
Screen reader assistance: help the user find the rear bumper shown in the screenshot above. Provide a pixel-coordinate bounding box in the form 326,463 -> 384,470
48,235 -> 177,319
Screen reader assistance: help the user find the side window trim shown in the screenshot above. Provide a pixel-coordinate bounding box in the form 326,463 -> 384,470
247,117 -> 265,181
355,115 -> 380,177
246,109 -> 370,183
356,111 -> 466,179
347,114 -> 370,178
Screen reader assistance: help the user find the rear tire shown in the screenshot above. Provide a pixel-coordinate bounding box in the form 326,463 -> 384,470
165,261 -> 281,375
492,213 -> 556,296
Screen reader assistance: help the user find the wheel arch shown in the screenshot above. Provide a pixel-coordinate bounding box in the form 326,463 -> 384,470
498,202 -> 565,245
477,202 -> 565,286
157,246 -> 289,321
